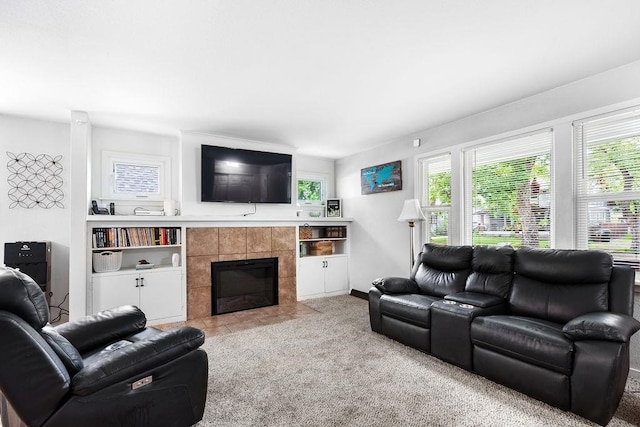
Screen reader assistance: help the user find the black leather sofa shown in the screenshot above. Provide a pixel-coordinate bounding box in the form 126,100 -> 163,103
0,266 -> 208,427
369,244 -> 640,425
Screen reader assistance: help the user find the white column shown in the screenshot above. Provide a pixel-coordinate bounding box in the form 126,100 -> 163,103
68,111 -> 91,320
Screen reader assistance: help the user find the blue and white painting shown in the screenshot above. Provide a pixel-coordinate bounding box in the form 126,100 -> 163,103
361,160 -> 402,195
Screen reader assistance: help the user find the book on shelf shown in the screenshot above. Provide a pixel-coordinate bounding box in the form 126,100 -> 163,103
92,227 -> 181,248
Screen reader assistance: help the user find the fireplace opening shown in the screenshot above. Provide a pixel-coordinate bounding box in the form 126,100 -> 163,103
211,257 -> 278,315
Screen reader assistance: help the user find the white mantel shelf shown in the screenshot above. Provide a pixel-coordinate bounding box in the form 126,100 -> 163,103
87,215 -> 352,224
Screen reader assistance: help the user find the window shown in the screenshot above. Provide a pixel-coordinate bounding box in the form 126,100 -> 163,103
297,173 -> 327,205
575,107 -> 640,270
101,151 -> 171,201
417,153 -> 451,244
465,130 -> 553,248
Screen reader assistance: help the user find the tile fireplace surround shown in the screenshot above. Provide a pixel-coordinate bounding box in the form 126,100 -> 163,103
186,227 -> 297,320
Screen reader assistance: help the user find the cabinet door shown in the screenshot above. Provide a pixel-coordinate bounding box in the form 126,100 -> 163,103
139,269 -> 183,321
92,272 -> 140,313
324,256 -> 348,293
297,257 -> 326,298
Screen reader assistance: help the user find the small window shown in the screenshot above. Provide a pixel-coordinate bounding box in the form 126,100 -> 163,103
297,174 -> 327,205
418,153 -> 451,244
101,151 -> 171,201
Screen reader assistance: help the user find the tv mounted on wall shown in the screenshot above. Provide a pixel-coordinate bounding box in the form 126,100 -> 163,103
201,145 -> 292,204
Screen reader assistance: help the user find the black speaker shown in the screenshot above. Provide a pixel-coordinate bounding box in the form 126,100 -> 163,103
4,241 -> 51,303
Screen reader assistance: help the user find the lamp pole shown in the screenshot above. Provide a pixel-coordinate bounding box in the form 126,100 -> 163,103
398,199 -> 426,274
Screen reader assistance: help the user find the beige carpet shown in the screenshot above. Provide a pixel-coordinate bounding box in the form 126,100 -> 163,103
196,295 -> 640,426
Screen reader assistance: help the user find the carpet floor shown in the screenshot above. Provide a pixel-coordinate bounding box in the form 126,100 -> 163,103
196,295 -> 640,426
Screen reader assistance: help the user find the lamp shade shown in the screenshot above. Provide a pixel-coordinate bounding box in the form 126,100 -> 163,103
397,199 -> 426,222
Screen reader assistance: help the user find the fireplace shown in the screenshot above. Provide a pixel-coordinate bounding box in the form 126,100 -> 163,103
211,257 -> 279,315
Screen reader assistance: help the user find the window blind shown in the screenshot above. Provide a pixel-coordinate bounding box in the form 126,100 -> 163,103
575,106 -> 640,269
466,130 -> 553,248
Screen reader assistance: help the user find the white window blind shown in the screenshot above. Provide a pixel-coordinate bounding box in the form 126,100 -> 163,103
418,153 -> 451,244
466,130 -> 553,248
575,106 -> 640,269
101,151 -> 171,201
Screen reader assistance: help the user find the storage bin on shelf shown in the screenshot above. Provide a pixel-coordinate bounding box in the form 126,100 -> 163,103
92,250 -> 123,273
299,224 -> 313,240
309,241 -> 333,256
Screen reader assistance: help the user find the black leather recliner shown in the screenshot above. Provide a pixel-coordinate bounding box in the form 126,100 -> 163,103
0,266 -> 208,427
368,244 -> 473,352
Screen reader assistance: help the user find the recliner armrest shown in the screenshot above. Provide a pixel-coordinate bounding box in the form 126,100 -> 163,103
372,277 -> 418,294
55,306 -> 147,353
562,312 -> 640,343
71,326 -> 205,396
444,292 -> 505,309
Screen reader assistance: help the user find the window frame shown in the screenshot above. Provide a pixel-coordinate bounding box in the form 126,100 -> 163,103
463,129 -> 553,249
297,172 -> 328,206
574,106 -> 640,270
417,153 -> 452,245
100,150 -> 171,201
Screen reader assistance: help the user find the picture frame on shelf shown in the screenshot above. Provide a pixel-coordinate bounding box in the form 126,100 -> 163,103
326,199 -> 341,217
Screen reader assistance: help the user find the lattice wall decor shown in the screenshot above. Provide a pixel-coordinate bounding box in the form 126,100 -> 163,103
6,152 -> 64,209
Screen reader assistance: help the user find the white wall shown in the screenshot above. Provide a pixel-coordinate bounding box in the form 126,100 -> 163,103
0,114 -> 71,322
338,59 -> 640,293
91,126 -> 180,215
180,131 -> 335,218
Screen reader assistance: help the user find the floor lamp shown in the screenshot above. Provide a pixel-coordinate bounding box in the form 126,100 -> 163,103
397,199 -> 426,273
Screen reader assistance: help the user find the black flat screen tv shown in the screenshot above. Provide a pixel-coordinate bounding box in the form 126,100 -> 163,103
201,145 -> 292,204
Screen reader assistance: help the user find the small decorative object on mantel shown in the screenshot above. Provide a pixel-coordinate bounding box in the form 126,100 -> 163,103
135,259 -> 154,270
6,152 -> 64,208
326,199 -> 341,217
361,160 -> 402,195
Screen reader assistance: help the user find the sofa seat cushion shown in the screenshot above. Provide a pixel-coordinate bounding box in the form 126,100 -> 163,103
471,315 -> 574,375
380,294 -> 440,329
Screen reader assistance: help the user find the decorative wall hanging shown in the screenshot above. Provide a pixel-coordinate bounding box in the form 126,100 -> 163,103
361,160 -> 402,195
6,152 -> 64,208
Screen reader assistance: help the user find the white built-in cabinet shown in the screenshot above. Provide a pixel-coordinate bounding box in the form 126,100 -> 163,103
87,219 -> 186,325
297,224 -> 349,299
92,268 -> 182,322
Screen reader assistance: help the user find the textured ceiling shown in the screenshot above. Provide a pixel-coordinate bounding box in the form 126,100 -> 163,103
2,0 -> 640,158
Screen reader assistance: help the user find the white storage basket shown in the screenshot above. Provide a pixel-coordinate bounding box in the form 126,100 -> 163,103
92,250 -> 123,273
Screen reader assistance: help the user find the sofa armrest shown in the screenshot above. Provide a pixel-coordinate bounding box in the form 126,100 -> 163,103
55,305 -> 147,353
71,326 -> 205,396
372,277 -> 418,294
444,292 -> 505,309
563,312 -> 640,343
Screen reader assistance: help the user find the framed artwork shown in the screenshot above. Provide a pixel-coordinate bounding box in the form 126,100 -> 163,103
360,160 -> 402,195
326,199 -> 341,217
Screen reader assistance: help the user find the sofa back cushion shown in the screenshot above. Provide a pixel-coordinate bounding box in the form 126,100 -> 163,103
412,244 -> 473,297
510,247 -> 611,323
465,245 -> 514,298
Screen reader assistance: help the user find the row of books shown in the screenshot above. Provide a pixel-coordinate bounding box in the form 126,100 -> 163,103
92,227 -> 181,248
